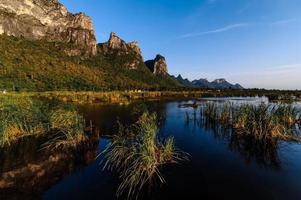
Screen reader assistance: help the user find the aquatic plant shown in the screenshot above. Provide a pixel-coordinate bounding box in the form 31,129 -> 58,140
202,102 -> 301,141
219,103 -> 231,124
204,102 -> 219,121
274,104 -> 299,126
101,112 -> 188,199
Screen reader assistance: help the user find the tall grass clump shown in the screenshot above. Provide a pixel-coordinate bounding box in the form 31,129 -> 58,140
202,102 -> 301,141
0,96 -> 47,146
274,104 -> 299,126
0,96 -> 86,147
101,112 -> 188,199
204,102 -> 232,125
204,102 -> 219,121
42,107 -> 86,149
233,104 -> 282,140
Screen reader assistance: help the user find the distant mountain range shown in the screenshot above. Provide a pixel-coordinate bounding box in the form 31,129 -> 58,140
174,75 -> 244,89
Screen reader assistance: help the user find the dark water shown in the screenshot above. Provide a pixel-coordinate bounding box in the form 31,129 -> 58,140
1,98 -> 301,200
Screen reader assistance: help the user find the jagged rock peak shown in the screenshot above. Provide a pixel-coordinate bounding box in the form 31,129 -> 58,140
177,74 -> 184,80
106,32 -> 141,55
108,32 -> 125,49
145,54 -> 169,76
128,41 -> 141,55
0,0 -> 97,56
98,32 -> 144,69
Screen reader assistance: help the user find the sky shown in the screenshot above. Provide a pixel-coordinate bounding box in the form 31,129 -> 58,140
60,0 -> 301,90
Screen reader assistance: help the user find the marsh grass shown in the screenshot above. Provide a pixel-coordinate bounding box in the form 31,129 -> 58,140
202,102 -> 301,141
42,108 -> 86,149
101,112 -> 189,199
0,96 -> 86,147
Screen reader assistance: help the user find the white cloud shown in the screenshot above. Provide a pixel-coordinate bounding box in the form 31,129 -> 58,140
270,18 -> 297,26
176,23 -> 249,39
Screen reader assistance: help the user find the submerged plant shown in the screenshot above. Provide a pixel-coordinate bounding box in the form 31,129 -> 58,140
101,112 -> 188,199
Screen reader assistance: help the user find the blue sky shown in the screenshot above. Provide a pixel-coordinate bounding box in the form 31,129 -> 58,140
60,0 -> 301,90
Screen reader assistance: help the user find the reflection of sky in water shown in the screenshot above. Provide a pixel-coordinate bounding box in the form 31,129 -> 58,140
200,96 -> 269,105
43,99 -> 301,200
3,98 -> 300,200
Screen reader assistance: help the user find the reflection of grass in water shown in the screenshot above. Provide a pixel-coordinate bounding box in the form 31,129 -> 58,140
200,117 -> 281,169
0,96 -> 86,147
101,112 -> 189,199
203,102 -> 301,141
229,133 -> 281,169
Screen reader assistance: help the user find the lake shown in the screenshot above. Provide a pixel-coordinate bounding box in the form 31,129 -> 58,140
1,97 -> 301,200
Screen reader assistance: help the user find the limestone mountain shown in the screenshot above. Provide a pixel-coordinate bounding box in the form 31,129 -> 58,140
0,0 -> 182,91
98,32 -> 143,69
145,55 -> 169,76
0,0 -> 97,56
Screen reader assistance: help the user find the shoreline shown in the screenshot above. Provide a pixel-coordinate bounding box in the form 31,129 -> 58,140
2,90 -> 300,104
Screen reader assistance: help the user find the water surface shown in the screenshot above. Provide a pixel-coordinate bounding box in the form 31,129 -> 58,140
1,98 -> 301,200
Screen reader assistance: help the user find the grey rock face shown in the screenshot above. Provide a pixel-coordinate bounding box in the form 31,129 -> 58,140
0,0 -> 97,56
99,32 -> 144,69
145,54 -> 169,76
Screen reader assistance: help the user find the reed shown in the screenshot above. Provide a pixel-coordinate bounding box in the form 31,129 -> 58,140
202,102 -> 301,141
101,112 -> 188,199
204,102 -> 218,121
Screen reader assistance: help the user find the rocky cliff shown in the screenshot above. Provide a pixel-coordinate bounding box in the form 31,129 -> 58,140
145,54 -> 169,76
98,32 -> 144,69
0,0 -> 97,56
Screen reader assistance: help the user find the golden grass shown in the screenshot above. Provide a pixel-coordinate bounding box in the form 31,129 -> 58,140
0,95 -> 86,147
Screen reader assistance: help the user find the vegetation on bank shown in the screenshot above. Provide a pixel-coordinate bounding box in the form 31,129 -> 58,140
0,35 -> 181,92
101,112 -> 189,199
0,96 -> 86,147
202,102 -> 301,141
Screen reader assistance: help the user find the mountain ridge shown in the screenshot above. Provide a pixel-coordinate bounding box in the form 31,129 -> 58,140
0,0 -> 244,91
175,75 -> 244,89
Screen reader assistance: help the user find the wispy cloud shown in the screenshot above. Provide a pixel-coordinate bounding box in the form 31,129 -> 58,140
176,23 -> 249,39
270,18 -> 297,26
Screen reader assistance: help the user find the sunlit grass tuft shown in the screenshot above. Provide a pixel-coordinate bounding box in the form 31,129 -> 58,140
101,112 -> 189,199
0,96 -> 86,147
